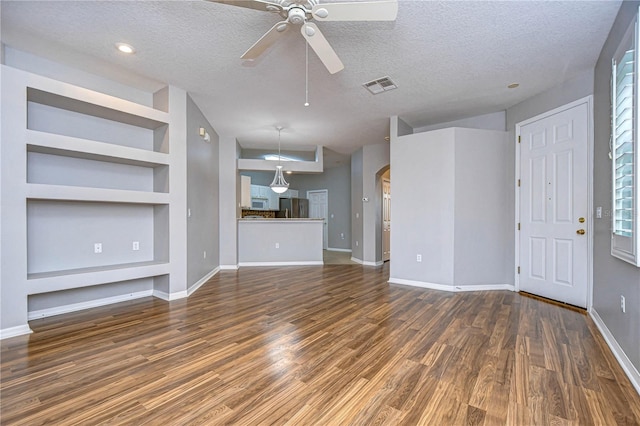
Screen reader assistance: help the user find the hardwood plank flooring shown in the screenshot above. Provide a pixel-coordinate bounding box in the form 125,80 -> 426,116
1,264 -> 639,425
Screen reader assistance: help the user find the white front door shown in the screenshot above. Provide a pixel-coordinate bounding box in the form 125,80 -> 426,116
308,190 -> 328,250
382,178 -> 391,261
518,100 -> 590,308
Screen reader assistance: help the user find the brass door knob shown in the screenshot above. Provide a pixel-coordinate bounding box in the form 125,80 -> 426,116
576,229 -> 586,235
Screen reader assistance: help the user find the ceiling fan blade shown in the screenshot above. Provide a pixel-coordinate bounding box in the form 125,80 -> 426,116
241,21 -> 289,60
207,0 -> 283,13
312,0 -> 398,21
300,23 -> 344,74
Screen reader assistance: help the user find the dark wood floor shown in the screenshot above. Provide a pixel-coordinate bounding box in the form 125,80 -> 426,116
1,264 -> 639,425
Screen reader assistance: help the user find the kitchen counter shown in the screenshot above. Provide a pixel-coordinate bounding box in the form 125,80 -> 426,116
237,218 -> 323,266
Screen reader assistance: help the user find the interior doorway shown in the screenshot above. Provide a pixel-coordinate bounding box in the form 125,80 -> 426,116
516,97 -> 592,308
308,189 -> 328,250
382,177 -> 391,261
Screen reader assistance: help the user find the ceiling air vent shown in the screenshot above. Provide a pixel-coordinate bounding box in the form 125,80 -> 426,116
363,76 -> 397,95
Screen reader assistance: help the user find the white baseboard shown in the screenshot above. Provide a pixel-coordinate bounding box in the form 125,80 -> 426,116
0,324 -> 33,340
590,308 -> 640,395
28,290 -> 153,321
388,278 -> 515,293
351,257 -> 383,266
152,289 -> 188,301
327,248 -> 352,253
454,284 -> 515,292
238,261 -> 324,267
219,264 -> 239,270
187,267 -> 220,296
388,277 -> 453,291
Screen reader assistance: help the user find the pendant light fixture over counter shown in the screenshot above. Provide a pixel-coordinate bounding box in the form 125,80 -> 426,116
270,126 -> 290,194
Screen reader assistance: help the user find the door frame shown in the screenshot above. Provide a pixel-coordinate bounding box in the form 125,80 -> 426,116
382,177 -> 391,262
514,95 -> 594,310
307,189 -> 329,250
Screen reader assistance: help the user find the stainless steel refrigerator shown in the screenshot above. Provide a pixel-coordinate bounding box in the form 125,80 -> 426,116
277,198 -> 309,218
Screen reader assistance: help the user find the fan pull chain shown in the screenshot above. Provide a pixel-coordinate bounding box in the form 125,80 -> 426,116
304,31 -> 310,107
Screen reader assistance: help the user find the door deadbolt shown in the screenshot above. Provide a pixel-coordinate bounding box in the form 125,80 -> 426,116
579,217 -> 585,223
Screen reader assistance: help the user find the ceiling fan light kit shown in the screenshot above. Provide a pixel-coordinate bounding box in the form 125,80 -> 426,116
210,0 -> 398,74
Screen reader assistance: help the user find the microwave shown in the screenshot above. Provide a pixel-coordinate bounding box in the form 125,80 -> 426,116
251,198 -> 269,210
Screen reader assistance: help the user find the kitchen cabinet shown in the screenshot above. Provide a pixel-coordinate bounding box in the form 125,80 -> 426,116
250,184 -> 261,198
269,190 -> 280,211
249,184 -> 282,210
241,176 -> 251,209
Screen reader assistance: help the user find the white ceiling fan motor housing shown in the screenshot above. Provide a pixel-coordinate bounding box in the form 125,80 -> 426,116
287,7 -> 306,25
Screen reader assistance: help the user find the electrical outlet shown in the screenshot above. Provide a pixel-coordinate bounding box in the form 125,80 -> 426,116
596,207 -> 602,218
621,295 -> 626,313
132,241 -> 140,251
275,242 -> 280,249
341,233 -> 345,239
203,251 -> 207,259
355,241 -> 359,247
416,254 -> 422,262
94,243 -> 102,254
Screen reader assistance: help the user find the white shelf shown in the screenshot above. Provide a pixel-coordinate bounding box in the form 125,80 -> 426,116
27,261 -> 170,294
27,183 -> 170,204
26,130 -> 169,167
27,87 -> 169,130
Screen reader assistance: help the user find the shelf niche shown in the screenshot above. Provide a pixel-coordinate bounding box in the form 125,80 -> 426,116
26,200 -> 169,276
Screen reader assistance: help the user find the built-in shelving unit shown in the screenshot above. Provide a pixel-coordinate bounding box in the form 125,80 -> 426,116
20,74 -> 172,293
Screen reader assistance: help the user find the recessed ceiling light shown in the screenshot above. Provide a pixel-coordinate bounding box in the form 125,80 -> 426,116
507,83 -> 519,89
116,43 -> 135,54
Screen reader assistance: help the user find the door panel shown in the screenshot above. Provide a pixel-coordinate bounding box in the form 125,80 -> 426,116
519,102 -> 589,308
308,190 -> 328,250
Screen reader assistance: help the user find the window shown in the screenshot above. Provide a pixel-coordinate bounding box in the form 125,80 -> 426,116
611,10 -> 640,266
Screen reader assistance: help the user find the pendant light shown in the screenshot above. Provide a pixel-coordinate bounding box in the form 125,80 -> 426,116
270,126 -> 290,194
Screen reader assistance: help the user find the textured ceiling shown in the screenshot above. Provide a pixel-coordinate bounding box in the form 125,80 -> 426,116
1,0 -> 621,155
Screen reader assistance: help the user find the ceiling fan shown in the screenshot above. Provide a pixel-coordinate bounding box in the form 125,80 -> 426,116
209,0 -> 398,74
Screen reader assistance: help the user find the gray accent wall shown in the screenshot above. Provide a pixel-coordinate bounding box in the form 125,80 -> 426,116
593,1 -> 640,373
186,95 -> 219,289
287,163 -> 351,251
350,144 -> 390,264
351,148 -> 364,260
218,136 -> 240,267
